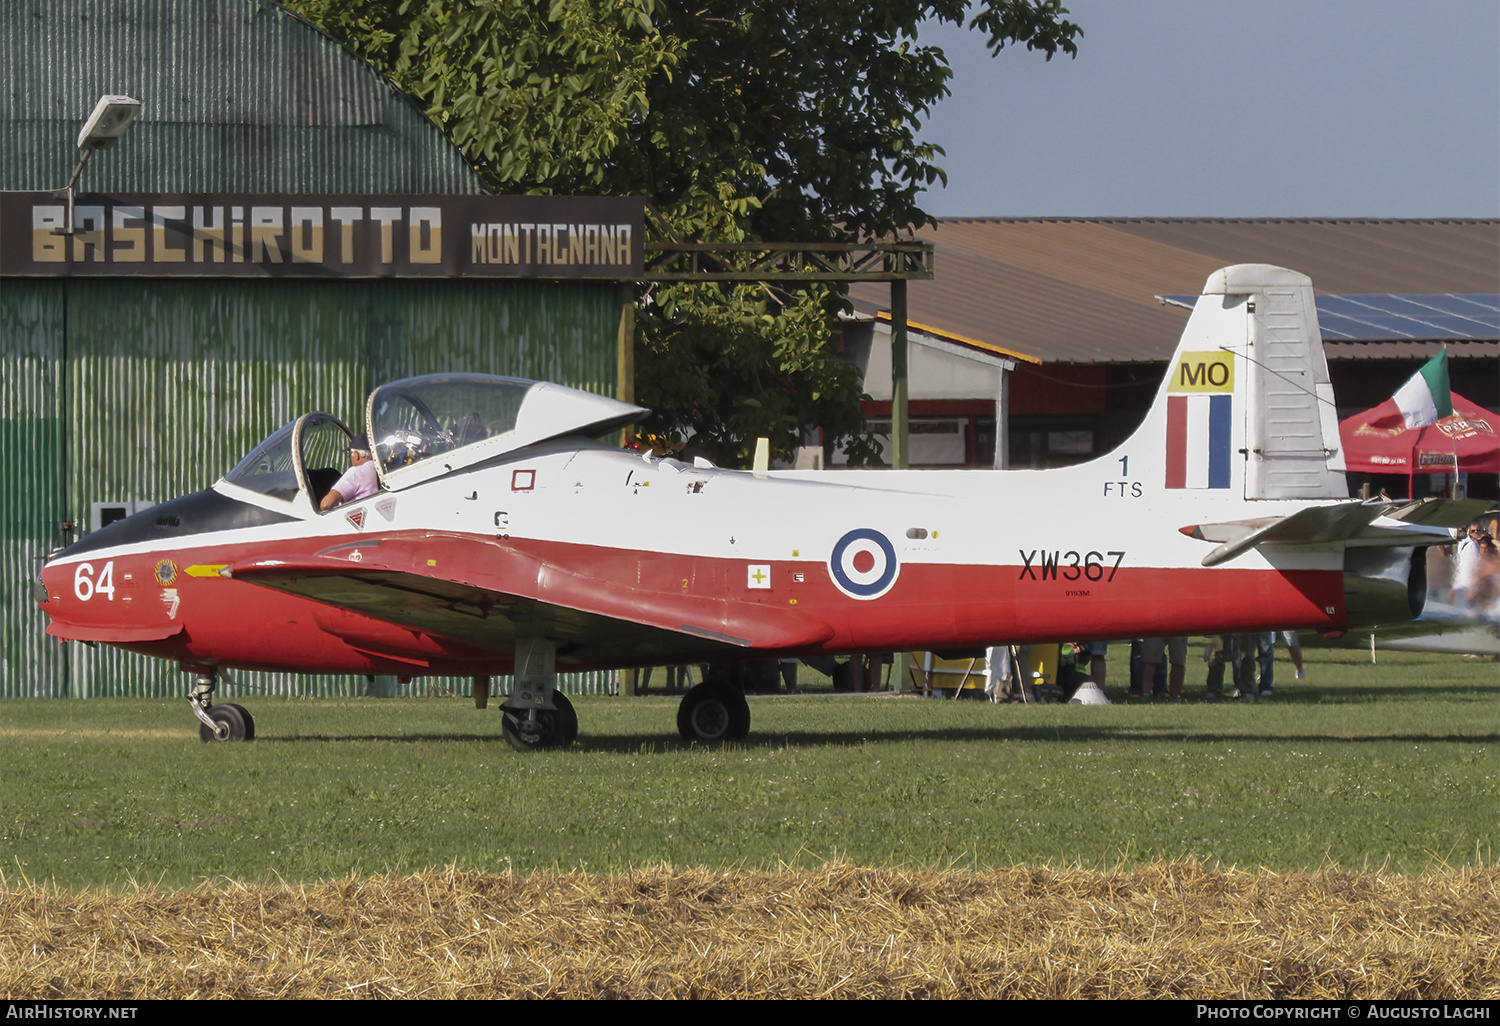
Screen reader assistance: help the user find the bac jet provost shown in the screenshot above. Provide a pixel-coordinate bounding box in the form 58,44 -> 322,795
36,265 -> 1487,746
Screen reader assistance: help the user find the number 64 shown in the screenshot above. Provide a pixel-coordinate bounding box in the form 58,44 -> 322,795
73,561 -> 116,601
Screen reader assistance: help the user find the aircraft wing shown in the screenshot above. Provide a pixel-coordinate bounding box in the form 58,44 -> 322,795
223,535 -> 835,666
1182,497 -> 1483,568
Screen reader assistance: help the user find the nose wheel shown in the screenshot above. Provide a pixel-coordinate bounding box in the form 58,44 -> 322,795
198,702 -> 255,742
188,669 -> 256,743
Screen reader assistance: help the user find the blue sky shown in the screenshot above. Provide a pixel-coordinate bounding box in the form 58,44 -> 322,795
917,0 -> 1500,218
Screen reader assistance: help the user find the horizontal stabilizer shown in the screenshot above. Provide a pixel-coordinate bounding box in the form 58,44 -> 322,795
1382,497 -> 1495,529
1182,498 -> 1461,567
1184,502 -> 1385,567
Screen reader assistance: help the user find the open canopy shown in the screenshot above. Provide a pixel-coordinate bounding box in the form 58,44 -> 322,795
1340,393 -> 1500,482
221,375 -> 647,513
367,374 -> 646,489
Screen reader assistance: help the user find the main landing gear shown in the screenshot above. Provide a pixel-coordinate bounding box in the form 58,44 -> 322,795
496,642 -> 754,747
501,691 -> 578,751
496,637 -> 579,751
675,660 -> 756,741
188,667 -> 256,743
676,673 -> 751,743
183,647 -> 755,747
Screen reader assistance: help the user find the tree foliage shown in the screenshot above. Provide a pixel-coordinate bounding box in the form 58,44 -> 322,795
287,0 -> 1080,466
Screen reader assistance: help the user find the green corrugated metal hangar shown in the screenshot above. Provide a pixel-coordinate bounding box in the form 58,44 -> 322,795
1,0 -> 634,698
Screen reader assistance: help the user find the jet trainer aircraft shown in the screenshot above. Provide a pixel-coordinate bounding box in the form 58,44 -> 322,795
36,265 -> 1485,746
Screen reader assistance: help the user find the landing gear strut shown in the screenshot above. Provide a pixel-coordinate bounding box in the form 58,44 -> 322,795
501,691 -> 577,751
188,668 -> 255,743
498,636 -> 576,751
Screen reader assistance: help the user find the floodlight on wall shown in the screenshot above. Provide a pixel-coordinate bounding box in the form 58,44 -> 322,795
57,94 -> 141,234
76,94 -> 140,153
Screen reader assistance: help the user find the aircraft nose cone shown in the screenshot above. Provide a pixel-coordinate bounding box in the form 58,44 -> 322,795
35,558 -> 66,607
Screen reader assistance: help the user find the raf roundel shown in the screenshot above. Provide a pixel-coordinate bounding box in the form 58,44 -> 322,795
829,528 -> 899,600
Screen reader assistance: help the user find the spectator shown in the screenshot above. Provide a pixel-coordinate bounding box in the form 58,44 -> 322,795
1139,637 -> 1187,701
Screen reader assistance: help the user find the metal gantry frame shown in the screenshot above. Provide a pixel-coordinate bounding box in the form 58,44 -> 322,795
616,239 -> 935,698
631,239 -> 936,470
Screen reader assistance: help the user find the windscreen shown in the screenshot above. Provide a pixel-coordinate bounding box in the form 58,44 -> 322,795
222,422 -> 299,502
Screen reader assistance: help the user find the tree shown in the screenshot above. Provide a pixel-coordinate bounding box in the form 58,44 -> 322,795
286,0 -> 1080,466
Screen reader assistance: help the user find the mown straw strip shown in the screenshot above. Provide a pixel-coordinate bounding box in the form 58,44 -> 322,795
2,864 -> 1495,999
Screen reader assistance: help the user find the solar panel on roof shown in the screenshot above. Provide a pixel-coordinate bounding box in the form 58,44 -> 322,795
1156,294 -> 1500,343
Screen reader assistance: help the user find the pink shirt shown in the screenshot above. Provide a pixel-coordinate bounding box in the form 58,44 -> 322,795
330,461 -> 379,504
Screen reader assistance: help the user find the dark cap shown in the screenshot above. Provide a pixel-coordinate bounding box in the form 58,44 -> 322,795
350,433 -> 370,451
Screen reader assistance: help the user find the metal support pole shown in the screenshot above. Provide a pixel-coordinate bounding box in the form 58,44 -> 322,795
996,370 -> 1010,469
890,279 -> 909,470
888,280 -> 910,696
617,285 -> 639,699
616,283 -> 636,408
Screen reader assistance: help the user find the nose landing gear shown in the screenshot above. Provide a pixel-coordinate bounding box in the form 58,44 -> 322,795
188,668 -> 256,743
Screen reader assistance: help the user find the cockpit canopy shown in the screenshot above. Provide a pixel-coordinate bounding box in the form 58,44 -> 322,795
222,374 -> 646,511
367,374 -> 645,488
368,375 -> 530,480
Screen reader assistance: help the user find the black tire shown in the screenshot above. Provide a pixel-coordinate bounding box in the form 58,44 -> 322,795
500,692 -> 577,751
552,691 -> 578,745
199,703 -> 253,743
677,681 -> 751,742
223,703 -> 256,741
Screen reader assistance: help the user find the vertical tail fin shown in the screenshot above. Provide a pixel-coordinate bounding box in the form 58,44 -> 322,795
1157,264 -> 1346,501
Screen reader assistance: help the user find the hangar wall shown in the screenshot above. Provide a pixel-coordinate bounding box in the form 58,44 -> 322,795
1,279 -> 619,698
1,1 -> 625,697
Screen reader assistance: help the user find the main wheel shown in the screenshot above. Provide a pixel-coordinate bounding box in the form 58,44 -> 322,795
199,703 -> 254,743
552,692 -> 578,745
677,681 -> 751,742
500,692 -> 577,751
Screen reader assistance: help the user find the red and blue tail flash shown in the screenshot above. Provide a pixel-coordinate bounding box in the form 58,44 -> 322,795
1165,351 -> 1235,489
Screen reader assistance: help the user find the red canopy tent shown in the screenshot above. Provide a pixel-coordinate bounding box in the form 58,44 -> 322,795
1340,393 -> 1500,495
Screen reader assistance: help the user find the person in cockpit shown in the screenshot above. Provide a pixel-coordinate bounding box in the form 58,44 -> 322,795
320,433 -> 379,510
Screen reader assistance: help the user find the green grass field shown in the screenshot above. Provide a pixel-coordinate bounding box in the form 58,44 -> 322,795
1,647 -> 1494,889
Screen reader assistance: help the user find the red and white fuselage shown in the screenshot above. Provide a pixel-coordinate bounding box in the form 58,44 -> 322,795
37,265 -> 1454,680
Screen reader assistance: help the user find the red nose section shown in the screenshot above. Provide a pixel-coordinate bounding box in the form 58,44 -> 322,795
37,558 -> 185,643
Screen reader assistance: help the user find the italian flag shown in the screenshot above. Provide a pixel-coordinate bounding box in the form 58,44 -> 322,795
1392,350 -> 1453,429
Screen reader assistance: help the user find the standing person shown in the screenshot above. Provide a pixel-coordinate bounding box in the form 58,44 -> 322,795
1203,636 -> 1227,701
984,644 -> 1032,703
1083,641 -> 1108,694
1228,634 -> 1259,699
1139,637 -> 1187,701
1256,632 -> 1276,697
984,645 -> 1011,703
1282,630 -> 1306,681
1450,522 -> 1485,605
320,433 -> 379,510
1468,535 -> 1500,609
778,658 -> 799,694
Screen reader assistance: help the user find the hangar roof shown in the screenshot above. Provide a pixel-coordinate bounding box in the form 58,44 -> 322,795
0,0 -> 483,193
847,218 -> 1500,364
